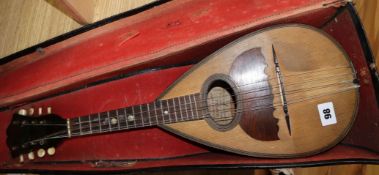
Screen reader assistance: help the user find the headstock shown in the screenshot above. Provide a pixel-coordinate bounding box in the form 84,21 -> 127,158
6,107 -> 67,162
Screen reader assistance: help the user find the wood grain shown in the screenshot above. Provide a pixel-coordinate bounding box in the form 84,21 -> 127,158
230,47 -> 279,141
0,0 -> 154,59
46,0 -> 95,24
355,0 -> 379,68
0,0 -> 80,59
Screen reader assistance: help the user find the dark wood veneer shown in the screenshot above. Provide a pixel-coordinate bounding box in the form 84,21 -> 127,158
230,48 -> 279,141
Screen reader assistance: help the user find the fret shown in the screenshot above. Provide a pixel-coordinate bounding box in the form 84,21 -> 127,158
186,95 -> 194,120
166,99 -> 172,123
194,93 -> 205,119
124,107 -> 131,129
136,105 -> 142,127
192,94 -> 200,119
158,100 -> 167,124
182,96 -> 189,120
90,114 -> 100,133
106,111 -> 112,131
175,98 -> 181,122
108,110 -> 119,130
78,116 -> 82,135
153,101 -> 158,125
148,102 -> 157,125
168,98 -> 177,122
67,118 -> 72,137
97,113 -> 102,132
87,116 -> 92,133
99,112 -> 109,132
80,116 -> 91,134
178,96 -> 188,121
138,105 -> 145,126
115,109 -> 121,130
183,96 -> 189,120
155,100 -> 165,125
140,104 -> 149,126
116,109 -> 122,130
154,100 -> 165,125
161,99 -> 170,124
131,106 -> 137,128
70,118 -> 79,136
117,108 -> 127,129
88,115 -> 93,133
146,103 -> 152,126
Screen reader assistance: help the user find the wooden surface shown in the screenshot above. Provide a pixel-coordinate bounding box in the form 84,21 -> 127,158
46,0 -> 95,24
0,0 -> 154,59
0,0 -> 377,174
161,25 -> 358,157
355,0 -> 379,68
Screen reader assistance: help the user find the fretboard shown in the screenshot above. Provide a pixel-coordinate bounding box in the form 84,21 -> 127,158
68,93 -> 204,137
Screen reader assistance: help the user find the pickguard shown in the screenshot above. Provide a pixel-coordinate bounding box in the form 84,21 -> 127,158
229,48 -> 279,141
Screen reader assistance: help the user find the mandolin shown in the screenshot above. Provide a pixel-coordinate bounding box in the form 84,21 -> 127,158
7,25 -> 359,161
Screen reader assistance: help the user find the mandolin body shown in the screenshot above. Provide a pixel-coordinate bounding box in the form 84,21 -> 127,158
159,25 -> 358,158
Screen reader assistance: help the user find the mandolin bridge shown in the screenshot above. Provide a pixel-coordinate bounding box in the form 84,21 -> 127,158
272,45 -> 292,135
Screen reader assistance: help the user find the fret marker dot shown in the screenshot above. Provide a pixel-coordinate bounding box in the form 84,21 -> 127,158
111,117 -> 118,125
164,110 -> 169,115
128,115 -> 135,122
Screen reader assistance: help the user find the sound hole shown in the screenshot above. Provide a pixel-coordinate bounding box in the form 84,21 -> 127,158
202,74 -> 241,131
207,86 -> 235,126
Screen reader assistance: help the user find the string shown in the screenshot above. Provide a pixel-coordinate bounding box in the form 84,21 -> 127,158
23,77 -> 354,128
35,85 -> 358,143
66,79 -> 356,127
23,75 -> 355,129
66,73 -> 355,126
19,66 -> 358,145
27,83 -> 358,143
20,66 -> 354,128
67,84 -> 358,136
21,80 -> 356,151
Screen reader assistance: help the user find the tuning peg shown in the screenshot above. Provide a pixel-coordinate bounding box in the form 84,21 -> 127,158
27,152 -> 35,160
17,109 -> 27,116
19,155 -> 24,163
47,147 -> 55,156
37,148 -> 46,158
28,108 -> 34,116
38,107 -> 43,116
47,107 -> 52,114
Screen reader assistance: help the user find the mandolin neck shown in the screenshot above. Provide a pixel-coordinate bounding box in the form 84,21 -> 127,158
67,93 -> 205,137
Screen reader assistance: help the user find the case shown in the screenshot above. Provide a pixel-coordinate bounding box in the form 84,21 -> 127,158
1,0 -> 379,173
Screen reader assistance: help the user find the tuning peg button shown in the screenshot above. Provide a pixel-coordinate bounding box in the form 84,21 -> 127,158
47,107 -> 52,114
37,149 -> 46,157
29,108 -> 34,116
19,155 -> 24,163
28,152 -> 35,160
47,147 -> 55,156
18,109 -> 27,116
38,107 -> 43,115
